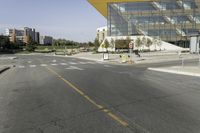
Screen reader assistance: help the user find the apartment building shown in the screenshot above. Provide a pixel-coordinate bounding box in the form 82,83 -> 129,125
5,27 -> 40,44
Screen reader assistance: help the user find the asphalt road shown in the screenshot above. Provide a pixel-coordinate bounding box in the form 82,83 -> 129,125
0,54 -> 200,133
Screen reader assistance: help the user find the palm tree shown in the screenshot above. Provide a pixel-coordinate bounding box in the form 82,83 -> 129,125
94,38 -> 100,52
153,38 -> 158,51
142,36 -> 147,51
135,37 -> 142,50
110,38 -> 115,51
102,39 -> 110,60
104,39 -> 109,52
157,38 -> 162,51
146,38 -> 153,51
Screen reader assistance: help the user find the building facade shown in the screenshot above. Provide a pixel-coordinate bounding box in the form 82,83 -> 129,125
96,26 -> 107,43
89,0 -> 200,48
5,27 -> 40,44
40,36 -> 53,45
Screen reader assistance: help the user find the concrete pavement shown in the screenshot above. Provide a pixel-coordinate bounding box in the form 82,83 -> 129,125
55,51 -> 200,65
0,55 -> 200,133
149,66 -> 200,77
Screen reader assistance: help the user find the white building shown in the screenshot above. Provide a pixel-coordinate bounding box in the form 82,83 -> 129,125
5,27 -> 40,44
40,36 -> 53,45
96,26 -> 107,43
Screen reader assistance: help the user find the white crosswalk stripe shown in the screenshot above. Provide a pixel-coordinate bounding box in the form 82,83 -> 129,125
96,61 -> 104,64
30,65 -> 36,68
79,62 -> 87,65
86,62 -> 96,64
18,66 -> 25,68
69,62 -> 77,65
60,63 -> 68,66
65,66 -> 84,71
40,64 -> 47,67
17,60 -> 106,69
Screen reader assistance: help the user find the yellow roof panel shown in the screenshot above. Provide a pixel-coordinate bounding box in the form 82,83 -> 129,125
88,0 -> 150,18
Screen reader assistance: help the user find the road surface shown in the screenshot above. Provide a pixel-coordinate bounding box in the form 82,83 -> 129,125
0,54 -> 200,133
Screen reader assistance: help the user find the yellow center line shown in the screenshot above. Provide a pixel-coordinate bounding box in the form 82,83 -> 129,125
46,66 -> 129,127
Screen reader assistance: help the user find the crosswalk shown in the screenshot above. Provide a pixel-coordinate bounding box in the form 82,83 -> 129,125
16,61 -> 109,70
65,66 -> 84,71
60,63 -> 68,66
40,64 -> 47,67
29,65 -> 36,68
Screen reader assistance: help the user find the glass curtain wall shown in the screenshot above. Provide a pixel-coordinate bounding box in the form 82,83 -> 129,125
107,0 -> 200,47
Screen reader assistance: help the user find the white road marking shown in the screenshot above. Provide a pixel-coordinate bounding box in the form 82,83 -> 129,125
69,62 -> 77,65
40,64 -> 47,67
65,66 -> 84,71
79,62 -> 87,65
28,61 -> 32,63
86,62 -> 96,64
60,63 -> 68,66
30,65 -> 36,68
51,64 -> 58,66
96,61 -> 104,64
52,60 -> 57,63
18,66 -> 25,68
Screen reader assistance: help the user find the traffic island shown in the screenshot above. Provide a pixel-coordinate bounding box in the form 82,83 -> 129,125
148,66 -> 200,77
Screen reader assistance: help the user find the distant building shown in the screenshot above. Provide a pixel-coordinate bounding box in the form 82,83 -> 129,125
40,36 -> 53,45
35,32 -> 40,44
5,27 -> 40,44
96,26 -> 107,43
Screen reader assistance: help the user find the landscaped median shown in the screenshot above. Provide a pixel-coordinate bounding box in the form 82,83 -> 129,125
148,66 -> 200,77
0,66 -> 11,74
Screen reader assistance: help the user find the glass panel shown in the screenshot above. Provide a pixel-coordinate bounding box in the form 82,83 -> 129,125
107,0 -> 200,45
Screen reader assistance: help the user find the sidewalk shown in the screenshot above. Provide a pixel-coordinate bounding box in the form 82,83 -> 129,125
66,52 -> 199,65
148,66 -> 200,77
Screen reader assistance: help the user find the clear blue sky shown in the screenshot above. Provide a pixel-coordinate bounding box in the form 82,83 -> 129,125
0,0 -> 106,42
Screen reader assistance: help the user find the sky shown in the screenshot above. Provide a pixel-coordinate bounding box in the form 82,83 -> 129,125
0,0 -> 106,42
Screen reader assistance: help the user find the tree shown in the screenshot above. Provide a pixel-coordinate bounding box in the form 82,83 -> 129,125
157,38 -> 162,51
141,36 -> 147,51
0,35 -> 10,50
26,37 -> 36,52
125,36 -> 132,46
135,37 -> 142,50
153,38 -> 158,51
103,39 -> 109,52
115,37 -> 131,50
88,41 -> 94,47
94,38 -> 100,51
146,38 -> 153,51
110,38 -> 115,50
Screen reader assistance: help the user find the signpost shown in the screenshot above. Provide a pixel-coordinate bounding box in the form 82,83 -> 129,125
128,41 -> 134,64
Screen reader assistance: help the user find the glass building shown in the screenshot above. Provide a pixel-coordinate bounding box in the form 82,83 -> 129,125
89,0 -> 200,48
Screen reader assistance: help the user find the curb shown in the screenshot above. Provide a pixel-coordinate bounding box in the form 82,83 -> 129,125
135,57 -> 199,64
148,67 -> 200,77
0,67 -> 11,74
